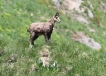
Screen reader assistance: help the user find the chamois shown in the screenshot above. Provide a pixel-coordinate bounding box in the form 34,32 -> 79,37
27,12 -> 61,47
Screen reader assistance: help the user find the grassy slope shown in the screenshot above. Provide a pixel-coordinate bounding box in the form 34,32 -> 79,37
0,0 -> 106,76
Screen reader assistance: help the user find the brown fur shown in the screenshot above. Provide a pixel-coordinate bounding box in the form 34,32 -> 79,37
27,12 -> 61,46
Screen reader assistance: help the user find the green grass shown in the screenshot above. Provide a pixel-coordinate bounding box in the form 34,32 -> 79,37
0,0 -> 106,76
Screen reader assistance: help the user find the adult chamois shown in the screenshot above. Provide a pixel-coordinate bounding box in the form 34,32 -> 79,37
27,12 -> 61,47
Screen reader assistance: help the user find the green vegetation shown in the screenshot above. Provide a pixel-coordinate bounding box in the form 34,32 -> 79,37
0,0 -> 106,76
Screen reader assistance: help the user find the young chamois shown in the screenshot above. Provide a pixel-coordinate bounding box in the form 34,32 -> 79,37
27,12 -> 61,47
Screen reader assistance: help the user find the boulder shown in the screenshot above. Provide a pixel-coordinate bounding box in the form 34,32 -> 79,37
87,9 -> 94,19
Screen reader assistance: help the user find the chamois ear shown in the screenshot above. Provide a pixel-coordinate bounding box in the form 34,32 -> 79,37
55,12 -> 59,17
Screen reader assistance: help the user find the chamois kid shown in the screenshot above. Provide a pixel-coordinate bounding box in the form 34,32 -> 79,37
27,12 -> 61,47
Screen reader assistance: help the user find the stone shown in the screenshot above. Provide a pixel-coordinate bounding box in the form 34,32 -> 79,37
87,9 -> 94,19
52,0 -> 61,9
76,16 -> 89,24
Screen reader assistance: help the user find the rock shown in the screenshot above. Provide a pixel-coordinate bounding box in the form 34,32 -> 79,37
87,1 -> 94,9
52,0 -> 61,9
87,27 -> 96,33
87,9 -> 94,19
76,16 -> 89,24
87,38 -> 101,50
72,32 -> 101,50
99,2 -> 106,12
62,0 -> 83,12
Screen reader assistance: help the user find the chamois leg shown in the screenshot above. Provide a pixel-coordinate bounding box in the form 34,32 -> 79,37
44,34 -> 49,43
47,33 -> 52,43
33,35 -> 39,43
29,31 -> 35,48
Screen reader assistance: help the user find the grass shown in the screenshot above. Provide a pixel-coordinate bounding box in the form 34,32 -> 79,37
0,0 -> 106,76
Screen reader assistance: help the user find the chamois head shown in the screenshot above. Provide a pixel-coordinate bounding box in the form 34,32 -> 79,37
53,12 -> 61,22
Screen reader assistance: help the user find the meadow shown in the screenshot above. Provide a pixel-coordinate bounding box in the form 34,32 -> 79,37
0,0 -> 106,76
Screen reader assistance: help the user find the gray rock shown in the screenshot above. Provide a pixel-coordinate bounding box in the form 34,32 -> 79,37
87,9 -> 94,19
52,0 -> 61,9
